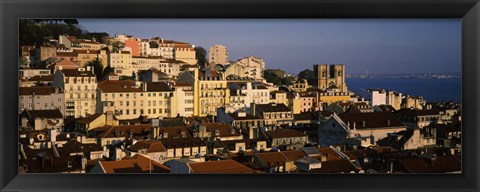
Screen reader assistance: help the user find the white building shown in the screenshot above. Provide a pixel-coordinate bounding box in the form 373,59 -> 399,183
318,112 -> 407,147
53,67 -> 97,118
227,81 -> 269,109
96,80 -> 175,120
172,82 -> 194,117
132,56 -> 185,79
369,89 -> 402,110
19,86 -> 65,115
229,56 -> 265,80
19,69 -> 51,79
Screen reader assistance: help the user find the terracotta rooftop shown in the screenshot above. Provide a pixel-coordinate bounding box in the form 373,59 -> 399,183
265,129 -> 307,139
23,109 -> 63,119
308,159 -> 360,173
19,86 -> 62,95
97,80 -> 141,93
395,108 -> 441,117
227,112 -> 262,120
188,159 -> 256,174
255,103 -> 291,113
89,124 -> 152,138
99,154 -> 170,173
60,69 -> 95,77
396,154 -> 461,173
200,123 -> 241,137
281,150 -> 308,161
146,82 -> 172,92
156,126 -> 192,139
159,137 -> 206,149
128,140 -> 166,153
76,113 -> 103,124
74,49 -> 100,54
56,51 -> 78,57
337,112 -> 404,129
27,75 -> 54,82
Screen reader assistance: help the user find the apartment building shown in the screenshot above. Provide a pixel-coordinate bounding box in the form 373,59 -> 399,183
53,67 -> 97,118
96,80 -> 175,120
19,86 -> 65,115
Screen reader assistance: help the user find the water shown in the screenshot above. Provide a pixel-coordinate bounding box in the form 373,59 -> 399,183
346,78 -> 461,103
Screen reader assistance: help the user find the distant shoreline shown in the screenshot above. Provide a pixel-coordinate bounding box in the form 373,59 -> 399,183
346,73 -> 461,79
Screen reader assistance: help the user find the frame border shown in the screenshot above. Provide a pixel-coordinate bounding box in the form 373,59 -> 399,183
1,0 -> 479,192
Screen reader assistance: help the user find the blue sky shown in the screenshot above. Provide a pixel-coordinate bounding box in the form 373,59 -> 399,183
78,19 -> 461,75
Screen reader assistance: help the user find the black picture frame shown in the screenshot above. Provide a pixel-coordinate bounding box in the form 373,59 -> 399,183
1,0 -> 479,192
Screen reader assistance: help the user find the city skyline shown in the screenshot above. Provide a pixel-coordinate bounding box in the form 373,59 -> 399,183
17,19 -> 462,174
79,19 -> 461,75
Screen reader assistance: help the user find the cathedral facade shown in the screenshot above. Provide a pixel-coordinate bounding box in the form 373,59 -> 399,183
314,64 -> 348,92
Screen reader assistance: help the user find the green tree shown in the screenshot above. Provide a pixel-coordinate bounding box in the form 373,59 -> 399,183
85,58 -> 104,81
264,71 -> 282,86
102,65 -> 114,80
195,46 -> 208,68
298,69 -> 316,85
281,77 -> 294,86
64,19 -> 79,25
131,71 -> 137,80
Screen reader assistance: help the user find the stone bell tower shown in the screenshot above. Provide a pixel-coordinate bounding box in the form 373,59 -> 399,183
314,64 -> 347,92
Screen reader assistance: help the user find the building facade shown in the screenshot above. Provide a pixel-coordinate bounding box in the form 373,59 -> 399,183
209,45 -> 229,64
19,86 -> 65,115
53,67 -> 97,118
314,64 -> 347,92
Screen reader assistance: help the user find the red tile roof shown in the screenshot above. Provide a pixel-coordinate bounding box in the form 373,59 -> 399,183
19,86 -> 62,95
90,124 -> 152,138
97,80 -> 141,93
337,112 -> 404,129
60,69 -> 96,77
265,129 -> 307,139
189,159 -> 256,174
99,154 -> 170,173
128,140 -> 166,153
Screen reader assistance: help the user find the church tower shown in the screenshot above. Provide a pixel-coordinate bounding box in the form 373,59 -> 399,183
314,64 -> 347,92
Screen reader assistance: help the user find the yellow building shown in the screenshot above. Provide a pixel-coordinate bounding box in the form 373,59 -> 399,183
174,44 -> 196,65
288,92 -> 316,114
209,45 -> 229,64
318,92 -> 351,110
178,68 -> 230,117
270,91 -> 288,106
109,51 -> 132,76
75,50 -> 101,67
291,79 -> 309,92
